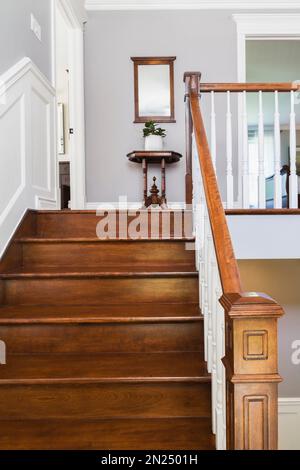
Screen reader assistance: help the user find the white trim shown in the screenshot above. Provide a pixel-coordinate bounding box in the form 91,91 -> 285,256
86,202 -> 189,210
0,57 -> 55,98
52,0 -> 86,209
233,14 -> 300,83
86,0 -> 300,11
279,398 -> 300,450
57,0 -> 83,29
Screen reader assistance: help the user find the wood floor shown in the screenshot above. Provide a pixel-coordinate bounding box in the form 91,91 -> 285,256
0,210 -> 214,450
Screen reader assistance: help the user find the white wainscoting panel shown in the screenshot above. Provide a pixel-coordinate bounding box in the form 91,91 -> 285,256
0,58 -> 58,257
279,398 -> 300,450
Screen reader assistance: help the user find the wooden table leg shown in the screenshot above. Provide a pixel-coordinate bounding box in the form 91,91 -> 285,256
142,158 -> 148,206
161,157 -> 166,206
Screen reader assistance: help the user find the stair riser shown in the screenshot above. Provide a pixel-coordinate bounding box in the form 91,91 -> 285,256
0,383 -> 211,420
35,212 -> 193,239
3,277 -> 198,305
1,322 -> 203,353
0,418 -> 214,450
21,241 -> 195,268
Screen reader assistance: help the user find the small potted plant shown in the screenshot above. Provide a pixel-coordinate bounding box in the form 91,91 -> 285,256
143,121 -> 166,151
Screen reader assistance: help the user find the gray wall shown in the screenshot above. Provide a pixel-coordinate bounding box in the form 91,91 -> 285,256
0,0 -> 53,81
239,260 -> 300,397
84,10 -> 238,203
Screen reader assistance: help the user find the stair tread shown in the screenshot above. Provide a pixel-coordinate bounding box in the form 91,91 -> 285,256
0,265 -> 197,279
16,237 -> 196,243
0,418 -> 215,450
0,352 -> 210,384
0,303 -> 202,324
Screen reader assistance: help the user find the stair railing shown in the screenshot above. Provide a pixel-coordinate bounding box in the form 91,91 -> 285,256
185,78 -> 300,209
184,72 -> 284,450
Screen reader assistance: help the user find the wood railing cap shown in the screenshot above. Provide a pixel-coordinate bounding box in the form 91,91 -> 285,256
183,71 -> 201,82
198,82 -> 300,93
220,292 -> 284,318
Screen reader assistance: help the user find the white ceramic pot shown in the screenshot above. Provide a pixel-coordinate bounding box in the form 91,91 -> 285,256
144,135 -> 164,151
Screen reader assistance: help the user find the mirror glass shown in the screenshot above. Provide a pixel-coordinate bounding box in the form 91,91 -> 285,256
138,64 -> 170,117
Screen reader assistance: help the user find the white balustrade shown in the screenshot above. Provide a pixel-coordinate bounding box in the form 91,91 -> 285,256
192,134 -> 226,450
206,88 -> 299,210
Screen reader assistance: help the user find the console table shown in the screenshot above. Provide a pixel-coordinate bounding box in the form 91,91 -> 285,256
127,151 -> 182,208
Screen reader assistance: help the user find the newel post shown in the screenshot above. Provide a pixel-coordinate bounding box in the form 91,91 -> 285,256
183,72 -> 201,205
220,293 -> 284,450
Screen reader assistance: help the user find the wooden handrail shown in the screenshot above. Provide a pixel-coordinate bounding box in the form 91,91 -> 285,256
184,72 -> 284,450
189,78 -> 242,294
198,82 -> 300,93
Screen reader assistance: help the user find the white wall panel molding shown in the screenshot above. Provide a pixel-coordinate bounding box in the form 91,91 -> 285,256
0,58 -> 58,257
86,0 -> 300,11
279,398 -> 300,450
35,195 -> 58,210
0,95 -> 26,220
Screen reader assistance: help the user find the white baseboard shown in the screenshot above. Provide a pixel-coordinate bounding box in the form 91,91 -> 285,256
86,202 -> 142,211
85,202 -> 190,210
279,398 -> 300,450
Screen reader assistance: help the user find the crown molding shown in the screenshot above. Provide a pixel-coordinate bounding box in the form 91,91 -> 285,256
85,0 -> 300,11
233,13 -> 300,34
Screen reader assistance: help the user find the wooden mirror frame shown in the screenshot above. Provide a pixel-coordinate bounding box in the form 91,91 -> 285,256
131,56 -> 176,123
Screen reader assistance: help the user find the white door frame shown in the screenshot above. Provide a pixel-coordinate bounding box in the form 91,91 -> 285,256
51,0 -> 86,209
233,13 -> 300,206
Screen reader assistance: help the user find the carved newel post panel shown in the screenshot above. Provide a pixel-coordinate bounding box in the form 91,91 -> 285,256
221,293 -> 284,450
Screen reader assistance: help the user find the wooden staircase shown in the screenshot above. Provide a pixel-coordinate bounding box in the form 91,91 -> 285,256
0,210 -> 214,450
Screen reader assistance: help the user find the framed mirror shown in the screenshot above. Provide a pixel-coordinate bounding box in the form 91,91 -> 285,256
131,56 -> 176,123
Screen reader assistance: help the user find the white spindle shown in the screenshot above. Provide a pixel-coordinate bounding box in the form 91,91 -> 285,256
207,231 -> 213,373
203,211 -> 209,362
221,308 -> 226,451
258,91 -> 266,208
216,284 -> 226,450
289,91 -> 298,208
211,258 -> 218,435
226,91 -> 234,208
242,91 -> 250,208
274,91 -> 282,208
211,91 -> 217,170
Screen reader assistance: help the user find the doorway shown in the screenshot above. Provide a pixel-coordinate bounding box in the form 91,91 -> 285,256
246,39 -> 300,207
233,13 -> 300,207
52,0 -> 86,210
